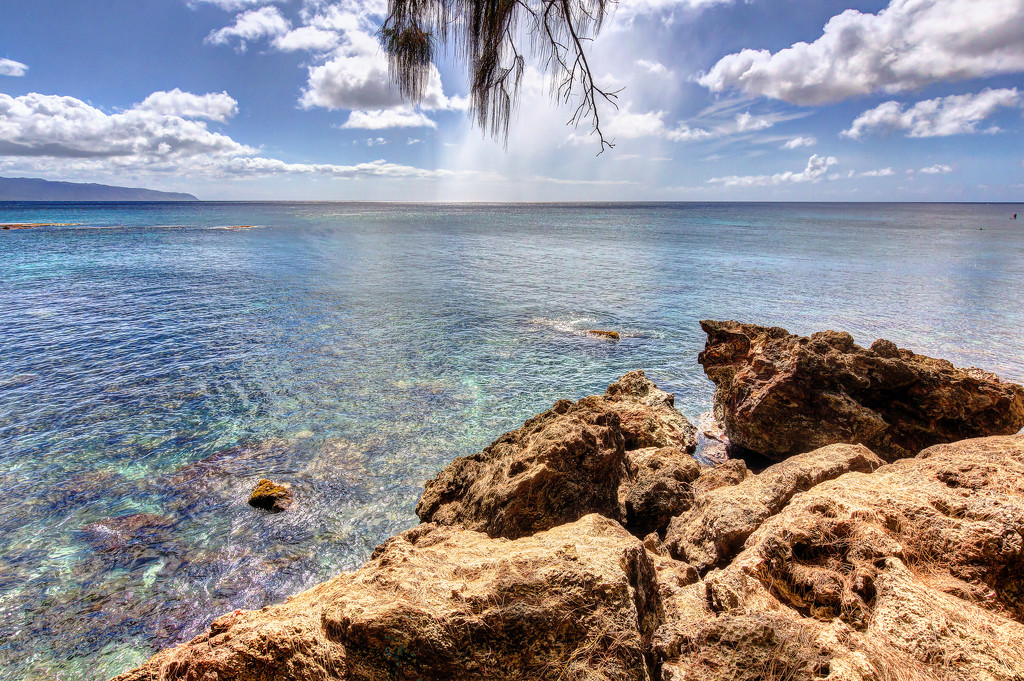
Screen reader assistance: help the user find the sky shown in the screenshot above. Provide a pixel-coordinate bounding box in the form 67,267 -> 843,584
0,0 -> 1022,201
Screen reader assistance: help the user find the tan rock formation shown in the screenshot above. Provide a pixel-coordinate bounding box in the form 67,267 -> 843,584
416,370 -> 697,539
248,478 -> 293,512
663,443 -> 884,575
656,434 -> 1024,680
698,320 -> 1024,460
112,514 -> 662,681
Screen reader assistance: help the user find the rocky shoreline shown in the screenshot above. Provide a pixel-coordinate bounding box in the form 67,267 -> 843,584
113,321 -> 1024,681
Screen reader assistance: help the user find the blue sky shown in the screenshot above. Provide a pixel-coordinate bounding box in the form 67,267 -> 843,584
0,0 -> 1022,200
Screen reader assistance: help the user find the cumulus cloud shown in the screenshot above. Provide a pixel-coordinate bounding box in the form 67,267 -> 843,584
341,109 -> 438,129
782,136 -> 816,149
0,92 -> 254,160
708,153 -> 838,187
0,58 -> 28,77
920,164 -> 953,174
0,91 -> 453,181
206,6 -> 290,48
861,167 -> 895,177
272,26 -> 340,52
842,88 -> 1021,139
137,89 -> 238,122
699,0 -> 1024,105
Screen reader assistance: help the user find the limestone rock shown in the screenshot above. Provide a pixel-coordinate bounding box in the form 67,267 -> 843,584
663,443 -> 883,575
417,370 -> 697,539
698,320 -> 1024,460
658,434 -> 1024,680
605,370 -> 697,452
112,514 -> 662,681
623,447 -> 702,539
248,478 -> 293,512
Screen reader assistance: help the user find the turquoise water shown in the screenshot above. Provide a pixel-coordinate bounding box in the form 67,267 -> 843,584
1,201 -> 1022,679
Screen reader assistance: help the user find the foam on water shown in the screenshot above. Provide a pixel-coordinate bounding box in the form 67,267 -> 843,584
1,201 -> 1022,679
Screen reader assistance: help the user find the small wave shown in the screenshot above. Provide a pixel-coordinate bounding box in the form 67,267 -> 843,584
527,316 -> 599,337
526,316 -> 658,340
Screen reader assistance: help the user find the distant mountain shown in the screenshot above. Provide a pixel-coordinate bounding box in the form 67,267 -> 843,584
0,176 -> 199,201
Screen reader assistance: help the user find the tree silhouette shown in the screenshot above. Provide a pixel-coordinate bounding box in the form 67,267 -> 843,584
380,0 -> 619,152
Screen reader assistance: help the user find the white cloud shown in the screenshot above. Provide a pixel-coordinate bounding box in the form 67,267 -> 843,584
782,136 -> 816,149
636,59 -> 670,76
0,92 -> 254,160
699,0 -> 1024,105
0,58 -> 28,77
136,89 -> 238,122
920,163 -> 953,174
341,109 -> 438,129
272,26 -> 340,52
734,111 -> 772,132
300,43 -> 461,112
0,91 -> 454,181
206,6 -> 290,48
613,0 -> 738,24
220,157 -> 453,179
188,0 -> 280,10
708,153 -> 838,187
861,167 -> 895,177
842,88 -> 1021,139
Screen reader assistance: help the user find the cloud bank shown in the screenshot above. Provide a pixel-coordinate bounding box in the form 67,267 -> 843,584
699,0 -> 1024,105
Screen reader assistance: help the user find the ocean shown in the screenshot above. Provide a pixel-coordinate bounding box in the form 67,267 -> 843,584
1,201 -> 1022,679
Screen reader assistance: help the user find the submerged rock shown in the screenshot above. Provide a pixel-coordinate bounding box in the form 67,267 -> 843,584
698,320 -> 1024,461
416,370 -> 697,539
248,479 -> 293,512
587,329 -> 620,340
112,514 -> 662,681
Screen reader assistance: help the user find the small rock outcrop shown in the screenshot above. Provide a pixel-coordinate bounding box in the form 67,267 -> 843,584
587,329 -> 620,340
248,478 -> 293,512
112,514 -> 662,681
416,370 -> 697,539
698,320 -> 1024,460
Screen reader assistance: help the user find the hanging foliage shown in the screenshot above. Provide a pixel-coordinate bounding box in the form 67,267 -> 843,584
380,0 -> 619,151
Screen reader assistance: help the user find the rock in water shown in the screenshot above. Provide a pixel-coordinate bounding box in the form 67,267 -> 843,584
416,370 -> 697,539
111,515 -> 662,681
248,479 -> 293,512
698,320 -> 1024,460
587,329 -> 620,340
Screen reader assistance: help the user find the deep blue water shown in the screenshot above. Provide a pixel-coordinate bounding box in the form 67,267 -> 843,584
1,201 -> 1022,679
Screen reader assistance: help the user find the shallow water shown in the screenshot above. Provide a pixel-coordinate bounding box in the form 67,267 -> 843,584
1,201 -> 1022,679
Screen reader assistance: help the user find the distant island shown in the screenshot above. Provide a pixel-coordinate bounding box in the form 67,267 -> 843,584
0,176 -> 198,202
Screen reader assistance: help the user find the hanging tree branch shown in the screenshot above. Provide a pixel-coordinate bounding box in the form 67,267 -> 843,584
379,0 -> 619,153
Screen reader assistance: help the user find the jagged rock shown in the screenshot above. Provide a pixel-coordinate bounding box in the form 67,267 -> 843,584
605,371 -> 697,452
417,371 -> 697,539
112,514 -> 662,681
623,447 -> 702,539
689,458 -> 749,495
698,320 -> 1024,461
657,434 -> 1024,680
248,479 -> 293,512
663,444 -> 883,576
